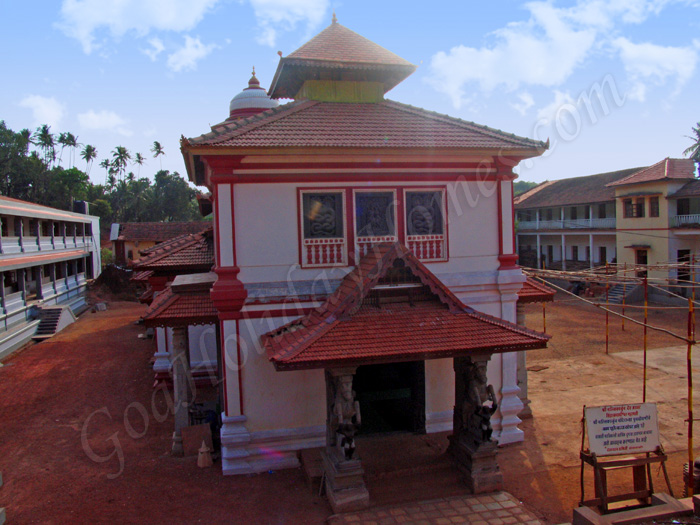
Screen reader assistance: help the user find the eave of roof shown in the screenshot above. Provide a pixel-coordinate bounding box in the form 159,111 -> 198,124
142,284 -> 218,328
264,243 -> 549,371
607,157 -> 696,187
518,278 -> 555,304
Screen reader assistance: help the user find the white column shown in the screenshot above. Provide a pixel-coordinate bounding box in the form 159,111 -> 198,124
589,234 -> 594,269
536,235 -> 541,269
561,234 -> 567,271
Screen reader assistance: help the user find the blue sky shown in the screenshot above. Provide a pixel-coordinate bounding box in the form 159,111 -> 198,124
1,0 -> 699,185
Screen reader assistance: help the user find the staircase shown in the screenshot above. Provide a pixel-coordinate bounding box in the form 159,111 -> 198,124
32,306 -> 76,341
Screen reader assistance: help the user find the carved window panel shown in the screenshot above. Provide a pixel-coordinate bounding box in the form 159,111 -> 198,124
404,189 -> 447,262
300,190 -> 347,268
354,190 -> 398,258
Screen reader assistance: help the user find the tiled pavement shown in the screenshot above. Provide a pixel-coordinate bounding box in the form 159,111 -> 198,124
327,492 -> 544,524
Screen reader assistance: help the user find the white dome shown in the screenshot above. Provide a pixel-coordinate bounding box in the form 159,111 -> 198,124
228,72 -> 278,117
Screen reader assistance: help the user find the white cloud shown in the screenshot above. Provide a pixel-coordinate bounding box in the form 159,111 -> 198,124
536,91 -> 576,124
57,0 -> 221,53
78,109 -> 132,136
166,36 -> 218,72
427,0 -> 694,108
142,37 -> 165,61
612,37 -> 699,101
19,95 -> 65,128
248,0 -> 329,47
511,92 -> 535,116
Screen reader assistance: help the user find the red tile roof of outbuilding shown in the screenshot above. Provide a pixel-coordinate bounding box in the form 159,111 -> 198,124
143,281 -> 218,327
606,158 -> 696,187
188,100 -> 546,151
133,228 -> 214,271
517,278 -> 555,304
264,243 -> 549,370
115,222 -> 210,243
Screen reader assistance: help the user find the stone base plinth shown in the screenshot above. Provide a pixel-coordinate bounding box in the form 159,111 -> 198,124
322,448 -> 369,513
449,437 -> 503,494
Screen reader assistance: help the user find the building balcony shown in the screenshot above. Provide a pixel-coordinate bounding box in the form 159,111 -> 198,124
672,214 -> 700,228
518,217 -> 616,231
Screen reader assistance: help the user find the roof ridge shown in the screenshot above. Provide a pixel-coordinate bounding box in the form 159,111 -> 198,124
382,99 -> 546,149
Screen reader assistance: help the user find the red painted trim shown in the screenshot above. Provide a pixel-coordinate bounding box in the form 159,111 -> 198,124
345,189 -> 355,267
396,187 -> 405,249
510,181 -> 516,256
217,172 -> 501,184
296,189 -> 303,267
443,189 -> 451,261
236,320 -> 243,416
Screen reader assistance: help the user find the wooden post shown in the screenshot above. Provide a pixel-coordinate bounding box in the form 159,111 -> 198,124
643,277 -> 648,402
688,298 -> 695,497
622,263 -> 627,331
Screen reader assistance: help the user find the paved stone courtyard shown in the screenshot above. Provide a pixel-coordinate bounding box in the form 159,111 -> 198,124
328,492 -> 543,524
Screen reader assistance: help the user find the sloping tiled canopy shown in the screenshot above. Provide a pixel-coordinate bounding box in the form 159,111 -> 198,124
517,277 -> 555,304
142,273 -> 218,328
264,243 -> 549,371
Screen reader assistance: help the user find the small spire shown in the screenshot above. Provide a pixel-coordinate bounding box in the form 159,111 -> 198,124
252,66 -> 256,76
332,10 -> 337,24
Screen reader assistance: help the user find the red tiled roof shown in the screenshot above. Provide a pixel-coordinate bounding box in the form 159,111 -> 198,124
518,278 -> 555,304
607,158 -> 696,187
268,21 -> 417,98
264,243 -> 549,370
142,285 -> 218,327
670,179 -> 700,198
115,222 -> 210,242
131,270 -> 153,282
132,229 -> 214,271
187,100 -> 545,151
515,167 -> 643,209
287,22 -> 414,67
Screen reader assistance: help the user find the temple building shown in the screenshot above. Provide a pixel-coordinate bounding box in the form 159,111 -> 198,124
170,18 -> 549,510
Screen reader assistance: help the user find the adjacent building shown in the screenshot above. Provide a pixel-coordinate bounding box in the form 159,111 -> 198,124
515,158 -> 698,288
110,221 -> 210,266
0,196 -> 101,358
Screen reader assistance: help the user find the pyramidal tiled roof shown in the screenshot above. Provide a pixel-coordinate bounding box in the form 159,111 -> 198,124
264,243 -> 549,371
607,158 -> 696,187
187,99 -> 545,151
287,21 -> 414,67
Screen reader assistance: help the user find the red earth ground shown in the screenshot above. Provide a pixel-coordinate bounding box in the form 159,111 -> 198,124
0,293 -> 697,523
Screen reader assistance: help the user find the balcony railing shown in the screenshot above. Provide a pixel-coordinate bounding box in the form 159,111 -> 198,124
0,235 -> 92,255
672,214 -> 700,228
518,217 -> 616,230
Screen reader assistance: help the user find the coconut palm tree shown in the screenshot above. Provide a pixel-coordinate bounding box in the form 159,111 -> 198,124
34,125 -> 55,167
111,146 -> 131,181
57,132 -> 69,166
151,141 -> 164,170
99,158 -> 111,184
64,132 -> 79,168
81,145 -> 97,175
684,122 -> 700,167
134,152 -> 146,176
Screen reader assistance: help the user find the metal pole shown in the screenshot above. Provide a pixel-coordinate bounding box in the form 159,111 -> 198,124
643,277 -> 648,402
692,254 -> 696,340
542,259 -> 546,332
622,262 -> 626,331
688,297 -> 695,497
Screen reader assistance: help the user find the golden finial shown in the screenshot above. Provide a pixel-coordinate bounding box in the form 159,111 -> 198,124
332,10 -> 337,24
252,66 -> 256,76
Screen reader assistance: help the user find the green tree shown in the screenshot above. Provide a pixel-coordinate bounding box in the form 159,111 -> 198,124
151,141 -> 164,170
684,122 -> 700,168
151,170 -> 200,221
111,146 -> 131,180
134,152 -> 145,176
34,124 -> 55,167
81,144 -> 97,175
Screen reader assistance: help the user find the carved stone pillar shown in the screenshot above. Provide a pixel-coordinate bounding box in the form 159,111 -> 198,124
321,367 -> 369,513
516,303 -> 532,418
170,325 -> 192,456
449,355 -> 503,494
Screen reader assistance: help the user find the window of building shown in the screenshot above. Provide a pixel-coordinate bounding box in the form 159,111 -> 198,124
355,191 -> 396,238
599,246 -> 607,264
598,203 -> 607,219
404,189 -> 447,262
678,198 -> 690,216
584,206 -> 590,220
300,190 -> 347,268
585,246 -> 590,262
623,199 -> 634,218
635,198 -> 645,218
572,246 -> 579,261
650,196 -> 659,218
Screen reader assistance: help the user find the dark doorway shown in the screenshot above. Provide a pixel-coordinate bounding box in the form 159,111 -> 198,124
354,361 -> 425,435
636,249 -> 648,278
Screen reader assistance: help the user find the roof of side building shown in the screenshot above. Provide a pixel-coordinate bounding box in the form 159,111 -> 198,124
515,167 -> 643,209
111,221 -> 210,242
606,158 -> 696,187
